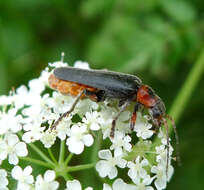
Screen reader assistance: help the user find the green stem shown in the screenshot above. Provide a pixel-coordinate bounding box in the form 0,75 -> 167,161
21,157 -> 53,168
169,49 -> 204,131
56,170 -> 73,180
59,140 -> 65,164
28,143 -> 55,167
66,163 -> 95,172
153,49 -> 204,146
61,173 -> 69,181
48,148 -> 58,164
18,131 -> 55,166
91,131 -> 102,163
65,153 -> 73,166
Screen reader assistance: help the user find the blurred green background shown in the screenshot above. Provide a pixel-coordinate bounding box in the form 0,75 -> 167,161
0,0 -> 204,189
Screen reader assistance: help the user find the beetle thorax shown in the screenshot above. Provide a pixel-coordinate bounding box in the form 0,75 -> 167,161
136,85 -> 157,107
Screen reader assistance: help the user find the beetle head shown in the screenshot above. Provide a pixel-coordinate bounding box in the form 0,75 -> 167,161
149,98 -> 166,126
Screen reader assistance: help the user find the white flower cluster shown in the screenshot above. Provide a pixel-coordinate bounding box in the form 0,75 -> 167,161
11,166 -> 59,190
0,57 -> 175,189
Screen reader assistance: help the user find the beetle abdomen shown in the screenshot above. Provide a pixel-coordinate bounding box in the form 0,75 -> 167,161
48,74 -> 97,98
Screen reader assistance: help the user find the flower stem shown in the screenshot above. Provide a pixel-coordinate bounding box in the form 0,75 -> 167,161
66,163 -> 95,172
168,49 -> 204,132
65,153 -> 73,165
18,131 -> 55,166
28,143 -> 55,167
48,148 -> 58,164
20,157 -> 54,168
59,140 -> 65,164
91,131 -> 102,163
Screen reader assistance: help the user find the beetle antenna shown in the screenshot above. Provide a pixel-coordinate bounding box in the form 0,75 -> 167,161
51,89 -> 84,130
163,118 -> 169,180
166,114 -> 181,166
61,52 -> 65,63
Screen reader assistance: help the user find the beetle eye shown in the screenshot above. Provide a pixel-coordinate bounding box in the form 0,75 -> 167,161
151,105 -> 162,119
153,111 -> 161,118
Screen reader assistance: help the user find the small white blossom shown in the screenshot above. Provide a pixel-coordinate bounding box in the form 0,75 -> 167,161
11,165 -> 34,190
22,94 -> 51,124
28,78 -> 45,94
132,174 -> 154,190
38,67 -> 50,86
0,95 -> 12,106
158,128 -> 173,148
47,92 -> 74,114
65,180 -> 81,190
2,134 -> 28,165
96,149 -> 127,179
134,113 -> 153,139
85,188 -> 93,190
155,144 -> 173,165
65,179 -> 93,190
35,170 -> 59,190
82,111 -> 102,131
13,79 -> 45,109
75,99 -> 98,116
0,108 -> 22,135
66,124 -> 94,154
74,61 -> 90,69
55,116 -> 72,140
99,106 -> 116,139
12,85 -> 29,108
99,107 -> 130,139
110,131 -> 132,155
127,156 -> 149,180
22,119 -> 45,143
48,55 -> 68,68
115,110 -> 131,134
103,178 -> 135,190
40,130 -> 57,148
151,163 -> 174,190
0,169 -> 8,190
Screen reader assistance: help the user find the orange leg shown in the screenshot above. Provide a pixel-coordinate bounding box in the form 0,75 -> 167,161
130,102 -> 142,131
130,112 -> 137,131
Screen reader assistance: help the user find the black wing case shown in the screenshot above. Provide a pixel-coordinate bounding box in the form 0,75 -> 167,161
53,67 -> 142,98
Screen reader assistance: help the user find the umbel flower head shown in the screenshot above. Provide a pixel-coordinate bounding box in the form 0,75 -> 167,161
0,55 -> 175,189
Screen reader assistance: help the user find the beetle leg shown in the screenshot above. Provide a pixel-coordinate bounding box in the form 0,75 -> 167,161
51,90 -> 84,130
118,99 -> 127,107
110,100 -> 130,138
130,102 -> 142,131
166,115 -> 181,167
84,89 -> 105,102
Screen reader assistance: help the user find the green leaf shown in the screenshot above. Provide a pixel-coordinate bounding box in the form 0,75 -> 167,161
80,0 -> 114,18
161,0 -> 196,24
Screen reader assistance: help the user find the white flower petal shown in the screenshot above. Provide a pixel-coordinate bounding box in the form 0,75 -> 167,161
96,160 -> 110,178
116,158 -> 127,168
103,183 -> 112,190
66,179 -> 82,190
11,166 -> 22,179
98,150 -> 112,160
15,142 -> 28,157
67,138 -> 84,154
44,170 -> 55,182
108,166 -> 117,179
83,134 -> 94,147
23,166 -> 32,176
8,153 -> 19,165
7,134 -> 19,146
